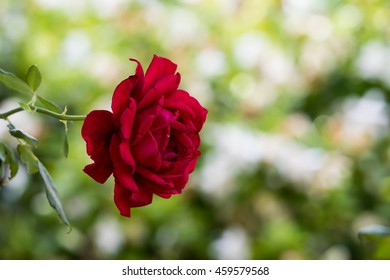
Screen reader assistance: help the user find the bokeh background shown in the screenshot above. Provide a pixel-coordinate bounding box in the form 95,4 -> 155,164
1,0 -> 390,260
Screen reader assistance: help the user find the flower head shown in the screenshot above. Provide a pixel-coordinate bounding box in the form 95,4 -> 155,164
82,55 -> 207,217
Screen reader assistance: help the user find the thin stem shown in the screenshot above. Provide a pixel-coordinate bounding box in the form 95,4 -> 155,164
0,107 -> 24,119
0,105 -> 85,121
30,105 -> 86,121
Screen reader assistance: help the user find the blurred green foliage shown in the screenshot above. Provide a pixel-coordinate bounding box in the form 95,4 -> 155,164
1,0 -> 390,259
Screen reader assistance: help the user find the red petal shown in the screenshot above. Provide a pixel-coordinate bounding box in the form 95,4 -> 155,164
119,140 -> 135,167
110,134 -> 137,191
137,73 -> 180,110
83,160 -> 112,184
136,165 -> 172,187
114,180 -> 154,217
128,58 -> 145,101
114,182 -> 132,217
132,131 -> 161,171
165,90 -> 208,131
111,78 -> 133,118
131,105 -> 161,145
150,109 -> 174,151
119,98 -> 136,139
81,110 -> 114,183
144,55 -> 177,92
129,187 -> 153,207
81,110 -> 114,156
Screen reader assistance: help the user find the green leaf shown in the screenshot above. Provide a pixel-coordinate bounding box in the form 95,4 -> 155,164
18,102 -> 32,112
25,65 -> 42,92
37,95 -> 63,114
7,123 -> 38,146
38,161 -> 71,229
358,225 -> 390,241
2,143 -> 18,179
0,68 -> 33,96
17,144 -> 38,174
63,130 -> 69,158
63,121 -> 69,158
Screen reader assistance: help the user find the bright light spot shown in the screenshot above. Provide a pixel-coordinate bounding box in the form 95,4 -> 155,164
94,216 -> 125,256
233,32 -> 266,69
196,48 -> 227,77
61,31 -> 91,66
355,41 -> 390,85
336,4 -> 363,30
283,0 -> 326,16
167,9 -> 202,44
306,15 -> 333,41
91,0 -> 126,18
211,226 -> 250,259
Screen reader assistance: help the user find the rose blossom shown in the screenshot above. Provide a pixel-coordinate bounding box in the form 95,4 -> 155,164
81,55 -> 207,217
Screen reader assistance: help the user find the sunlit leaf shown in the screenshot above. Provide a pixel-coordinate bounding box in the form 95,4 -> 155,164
37,95 -> 62,114
0,68 -> 33,96
25,65 -> 42,92
18,102 -> 32,112
17,144 -> 38,174
38,160 -> 71,229
7,123 -> 38,146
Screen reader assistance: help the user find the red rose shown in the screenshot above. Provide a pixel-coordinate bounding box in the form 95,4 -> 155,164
81,55 -> 207,217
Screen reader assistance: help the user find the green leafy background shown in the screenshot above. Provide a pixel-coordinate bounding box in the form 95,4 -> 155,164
1,0 -> 390,259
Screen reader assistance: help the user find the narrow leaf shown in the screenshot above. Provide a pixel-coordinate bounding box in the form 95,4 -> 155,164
25,65 -> 42,91
63,130 -> 69,158
2,143 -> 18,179
63,121 -> 69,158
0,68 -> 33,96
17,144 -> 39,174
0,144 -> 6,186
38,161 -> 71,229
358,225 -> 390,241
37,95 -> 62,114
8,123 -> 38,146
0,162 -> 6,186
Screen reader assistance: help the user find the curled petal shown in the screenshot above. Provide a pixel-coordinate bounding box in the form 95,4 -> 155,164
165,90 -> 208,131
81,110 -> 114,183
114,181 -> 154,217
110,134 -> 137,190
137,73 -> 180,110
144,55 -> 178,92
120,98 -> 136,139
132,131 -> 161,171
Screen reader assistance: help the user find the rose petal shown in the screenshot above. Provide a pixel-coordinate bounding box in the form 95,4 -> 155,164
132,131 -> 161,171
136,165 -> 172,187
129,58 -> 145,101
119,140 -> 135,167
134,174 -> 174,198
83,160 -> 112,184
144,55 -> 177,92
81,110 -> 114,156
110,134 -> 137,191
165,90 -> 208,131
150,109 -> 173,151
111,77 -> 133,118
120,98 -> 136,139
81,110 -> 114,183
137,73 -> 180,110
129,187 -> 153,207
131,104 -> 161,145
114,182 -> 132,217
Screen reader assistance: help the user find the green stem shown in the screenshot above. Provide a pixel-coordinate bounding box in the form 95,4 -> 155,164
0,105 -> 85,121
0,107 -> 24,119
